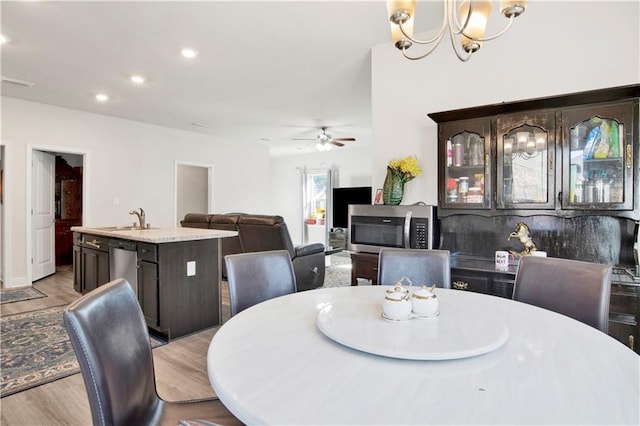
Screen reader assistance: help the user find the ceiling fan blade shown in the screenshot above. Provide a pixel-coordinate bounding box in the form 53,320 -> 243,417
331,138 -> 356,142
330,141 -> 345,147
293,138 -> 316,141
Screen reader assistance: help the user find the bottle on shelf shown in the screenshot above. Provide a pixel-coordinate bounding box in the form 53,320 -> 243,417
453,139 -> 464,167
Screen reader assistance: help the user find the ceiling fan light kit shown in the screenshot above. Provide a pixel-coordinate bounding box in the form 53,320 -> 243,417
295,127 -> 356,151
387,0 -> 527,62
316,141 -> 333,151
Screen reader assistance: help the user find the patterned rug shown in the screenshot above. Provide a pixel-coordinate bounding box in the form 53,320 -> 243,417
323,251 -> 352,288
0,287 -> 47,305
0,305 -> 165,397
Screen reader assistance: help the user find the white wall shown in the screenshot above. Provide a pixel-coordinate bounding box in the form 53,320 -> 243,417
270,146 -> 373,244
2,97 -> 271,287
371,1 -> 640,206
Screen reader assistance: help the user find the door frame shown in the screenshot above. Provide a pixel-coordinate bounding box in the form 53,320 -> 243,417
27,145 -> 89,285
174,160 -> 214,226
1,143 -> 9,287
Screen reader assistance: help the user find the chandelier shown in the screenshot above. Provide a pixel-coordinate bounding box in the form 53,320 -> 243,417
387,0 -> 528,62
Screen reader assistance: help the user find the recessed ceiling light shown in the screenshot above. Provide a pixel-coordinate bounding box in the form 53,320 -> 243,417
95,93 -> 110,102
0,34 -> 8,44
181,48 -> 198,59
130,75 -> 146,84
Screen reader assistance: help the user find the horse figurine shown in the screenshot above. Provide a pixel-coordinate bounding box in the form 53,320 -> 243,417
508,222 -> 538,256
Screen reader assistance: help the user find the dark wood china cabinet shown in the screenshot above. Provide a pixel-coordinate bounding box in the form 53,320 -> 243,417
55,156 -> 82,266
429,84 -> 640,353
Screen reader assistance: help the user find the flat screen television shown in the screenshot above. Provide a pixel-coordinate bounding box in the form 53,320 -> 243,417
332,186 -> 372,229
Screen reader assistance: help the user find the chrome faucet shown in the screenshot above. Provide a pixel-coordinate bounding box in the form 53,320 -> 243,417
129,207 -> 146,229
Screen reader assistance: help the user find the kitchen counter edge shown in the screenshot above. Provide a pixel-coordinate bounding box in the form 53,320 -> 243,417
71,226 -> 238,243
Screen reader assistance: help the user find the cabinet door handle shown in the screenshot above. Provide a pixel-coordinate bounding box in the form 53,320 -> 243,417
629,335 -> 635,351
85,240 -> 101,249
453,280 -> 468,290
549,151 -> 554,171
626,143 -> 632,169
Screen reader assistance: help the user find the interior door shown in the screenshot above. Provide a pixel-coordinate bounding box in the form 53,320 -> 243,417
175,163 -> 212,225
32,151 -> 56,281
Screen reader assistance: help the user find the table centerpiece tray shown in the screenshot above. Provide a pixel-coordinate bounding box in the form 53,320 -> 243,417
316,293 -> 509,360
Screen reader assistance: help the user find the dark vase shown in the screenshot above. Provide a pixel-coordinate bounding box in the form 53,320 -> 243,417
382,167 -> 404,205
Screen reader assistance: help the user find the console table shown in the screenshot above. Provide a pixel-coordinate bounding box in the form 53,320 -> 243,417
350,252 -> 378,286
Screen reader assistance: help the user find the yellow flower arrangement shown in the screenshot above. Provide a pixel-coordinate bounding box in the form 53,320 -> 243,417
388,155 -> 422,183
316,207 -> 326,219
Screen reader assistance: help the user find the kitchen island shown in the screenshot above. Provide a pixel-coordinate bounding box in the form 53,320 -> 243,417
72,226 -> 237,340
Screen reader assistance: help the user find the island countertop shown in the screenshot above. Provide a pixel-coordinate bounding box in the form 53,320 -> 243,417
71,226 -> 237,244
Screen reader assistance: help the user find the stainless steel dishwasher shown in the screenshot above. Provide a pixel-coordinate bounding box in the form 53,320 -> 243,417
108,239 -> 138,296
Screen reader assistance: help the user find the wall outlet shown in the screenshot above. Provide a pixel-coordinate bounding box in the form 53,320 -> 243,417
187,261 -> 196,277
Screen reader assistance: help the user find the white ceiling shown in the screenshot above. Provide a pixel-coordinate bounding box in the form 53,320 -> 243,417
1,1 -> 395,156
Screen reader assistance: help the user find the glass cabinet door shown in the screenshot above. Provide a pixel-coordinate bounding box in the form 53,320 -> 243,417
496,111 -> 556,209
561,102 -> 635,211
439,118 -> 491,209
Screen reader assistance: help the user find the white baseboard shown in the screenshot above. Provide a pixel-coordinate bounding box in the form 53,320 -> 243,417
2,276 -> 29,289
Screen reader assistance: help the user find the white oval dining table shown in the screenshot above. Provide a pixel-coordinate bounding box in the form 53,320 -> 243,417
207,286 -> 639,425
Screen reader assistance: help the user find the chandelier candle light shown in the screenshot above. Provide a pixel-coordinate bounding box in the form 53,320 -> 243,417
387,0 -> 528,62
383,155 -> 422,205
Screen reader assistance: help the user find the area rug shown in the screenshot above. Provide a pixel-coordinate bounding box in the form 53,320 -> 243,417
0,305 -> 166,398
323,251 -> 352,288
0,287 -> 47,305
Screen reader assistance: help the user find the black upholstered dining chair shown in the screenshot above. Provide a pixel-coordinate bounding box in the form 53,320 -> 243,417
377,248 -> 451,289
513,256 -> 612,333
63,279 -> 241,426
225,250 -> 297,316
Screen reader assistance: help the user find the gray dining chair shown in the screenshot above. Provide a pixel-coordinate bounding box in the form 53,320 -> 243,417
513,256 -> 612,332
63,278 -> 241,426
377,248 -> 451,289
225,249 -> 297,316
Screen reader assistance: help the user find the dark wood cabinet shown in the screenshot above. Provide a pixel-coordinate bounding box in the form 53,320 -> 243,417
438,118 -> 492,209
451,271 -> 491,294
81,247 -> 109,293
609,274 -> 639,353
429,86 -> 640,354
561,101 -> 637,212
73,239 -> 82,293
450,257 -> 515,298
74,231 -> 223,340
151,239 -> 221,339
350,252 -> 378,285
73,233 -> 109,294
56,221 -> 75,266
496,110 -> 557,210
138,242 -> 159,328
430,85 -> 640,220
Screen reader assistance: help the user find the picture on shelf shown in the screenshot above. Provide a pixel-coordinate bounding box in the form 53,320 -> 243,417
374,188 -> 383,205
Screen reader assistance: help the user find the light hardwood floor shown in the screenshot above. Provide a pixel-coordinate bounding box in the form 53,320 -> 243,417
0,267 -> 231,426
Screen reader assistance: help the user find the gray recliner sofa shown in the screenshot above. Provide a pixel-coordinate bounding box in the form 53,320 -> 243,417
181,213 -> 326,291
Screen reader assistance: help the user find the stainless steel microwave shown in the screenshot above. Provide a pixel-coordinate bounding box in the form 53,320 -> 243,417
347,205 -> 439,254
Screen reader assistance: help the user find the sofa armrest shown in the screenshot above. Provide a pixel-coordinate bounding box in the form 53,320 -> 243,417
294,243 -> 325,258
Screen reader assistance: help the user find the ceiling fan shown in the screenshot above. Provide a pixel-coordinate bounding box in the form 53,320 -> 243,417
294,127 -> 356,151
